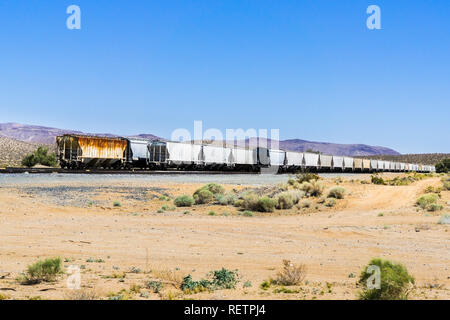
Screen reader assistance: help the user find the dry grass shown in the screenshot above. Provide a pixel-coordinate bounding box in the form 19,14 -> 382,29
275,260 -> 306,286
64,289 -> 99,300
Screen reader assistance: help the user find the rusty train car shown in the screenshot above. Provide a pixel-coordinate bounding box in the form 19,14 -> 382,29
56,134 -> 436,173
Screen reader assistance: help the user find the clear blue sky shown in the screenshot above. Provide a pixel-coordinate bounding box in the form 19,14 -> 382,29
0,0 -> 449,153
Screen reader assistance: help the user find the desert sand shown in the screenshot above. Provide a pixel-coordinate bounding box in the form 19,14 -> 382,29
0,173 -> 448,300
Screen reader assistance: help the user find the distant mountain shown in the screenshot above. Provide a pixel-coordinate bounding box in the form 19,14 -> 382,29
0,123 -> 163,145
0,122 -> 399,157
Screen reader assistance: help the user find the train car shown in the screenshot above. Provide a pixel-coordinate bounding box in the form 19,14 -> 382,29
332,156 -> 344,171
362,159 -> 371,171
128,139 -> 150,168
395,162 -> 401,171
353,158 -> 363,171
232,146 -> 257,169
343,157 -> 354,171
304,152 -> 319,169
388,162 -> 395,171
202,144 -> 230,169
377,160 -> 384,171
319,154 -> 332,171
164,142 -> 203,167
405,163 -> 409,171
56,134 -> 128,169
370,159 -> 378,171
268,149 -> 286,168
400,163 -> 405,171
285,151 -> 303,171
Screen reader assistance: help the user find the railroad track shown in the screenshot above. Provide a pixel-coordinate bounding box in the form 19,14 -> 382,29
0,167 -> 263,175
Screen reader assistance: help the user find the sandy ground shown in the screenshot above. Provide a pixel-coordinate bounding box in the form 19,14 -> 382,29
0,173 -> 448,300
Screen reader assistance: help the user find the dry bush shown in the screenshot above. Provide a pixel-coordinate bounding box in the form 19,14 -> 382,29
65,289 -> 98,300
275,260 -> 306,286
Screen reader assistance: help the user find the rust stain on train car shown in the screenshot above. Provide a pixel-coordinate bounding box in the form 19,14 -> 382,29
354,158 -> 363,170
362,159 -> 371,170
77,136 -> 127,159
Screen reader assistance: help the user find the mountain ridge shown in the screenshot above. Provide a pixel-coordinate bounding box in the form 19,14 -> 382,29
0,122 -> 400,157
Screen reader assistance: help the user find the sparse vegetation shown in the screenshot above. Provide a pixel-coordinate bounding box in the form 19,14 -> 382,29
275,260 -> 306,286
19,257 -> 64,284
358,258 -> 415,300
242,210 -> 253,217
275,190 -> 304,209
65,289 -> 98,300
299,180 -> 324,197
325,198 -> 337,207
146,280 -> 163,293
181,268 -> 239,294
416,193 -> 439,210
21,146 -> 57,168
215,193 -> 237,206
113,201 -> 121,207
193,183 -> 225,204
435,159 -> 450,173
327,187 -> 346,199
296,172 -> 320,184
174,195 -> 195,207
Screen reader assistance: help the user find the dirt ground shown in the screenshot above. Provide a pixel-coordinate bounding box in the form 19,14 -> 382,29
0,173 -> 449,300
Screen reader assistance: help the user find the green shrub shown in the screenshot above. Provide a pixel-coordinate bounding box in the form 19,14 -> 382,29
21,154 -> 38,168
358,258 -> 415,300
276,192 -> 294,209
443,181 -> 450,191
113,201 -> 121,207
216,193 -> 237,205
242,210 -> 253,217
201,183 -> 225,195
257,196 -> 277,212
181,268 -> 239,293
193,189 -> 214,204
327,187 -> 346,199
174,195 -> 195,207
427,203 -> 443,212
22,146 -> 57,168
296,172 -> 320,183
19,257 -> 64,284
435,159 -> 450,173
325,198 -> 337,207
371,175 -> 386,185
208,211 -> 216,216
300,181 -> 324,197
145,280 -> 163,293
416,193 -> 439,209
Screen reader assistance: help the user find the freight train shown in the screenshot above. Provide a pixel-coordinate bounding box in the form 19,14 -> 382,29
56,134 -> 436,173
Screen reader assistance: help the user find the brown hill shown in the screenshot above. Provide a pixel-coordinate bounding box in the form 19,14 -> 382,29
0,136 -> 39,167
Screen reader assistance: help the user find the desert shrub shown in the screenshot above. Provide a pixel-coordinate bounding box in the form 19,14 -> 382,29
65,289 -> 98,300
257,196 -> 277,212
193,188 -> 214,204
435,159 -> 450,173
437,214 -> 450,225
181,268 -> 239,293
296,172 -> 320,183
424,186 -> 442,194
22,146 -> 57,168
427,203 -> 443,212
443,181 -> 450,191
21,154 -> 38,168
201,183 -> 225,195
146,280 -> 163,293
113,201 -> 121,207
276,192 -> 294,209
275,260 -> 306,286
216,193 -> 237,206
327,187 -> 346,199
371,175 -> 386,185
300,180 -> 324,197
416,193 -> 439,210
242,210 -> 253,217
358,258 -> 415,300
19,257 -> 64,284
325,198 -> 337,207
238,193 -> 276,212
298,199 -> 312,208
174,195 -> 195,207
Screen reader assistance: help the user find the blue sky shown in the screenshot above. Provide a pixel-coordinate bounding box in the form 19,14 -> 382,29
0,0 -> 449,153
